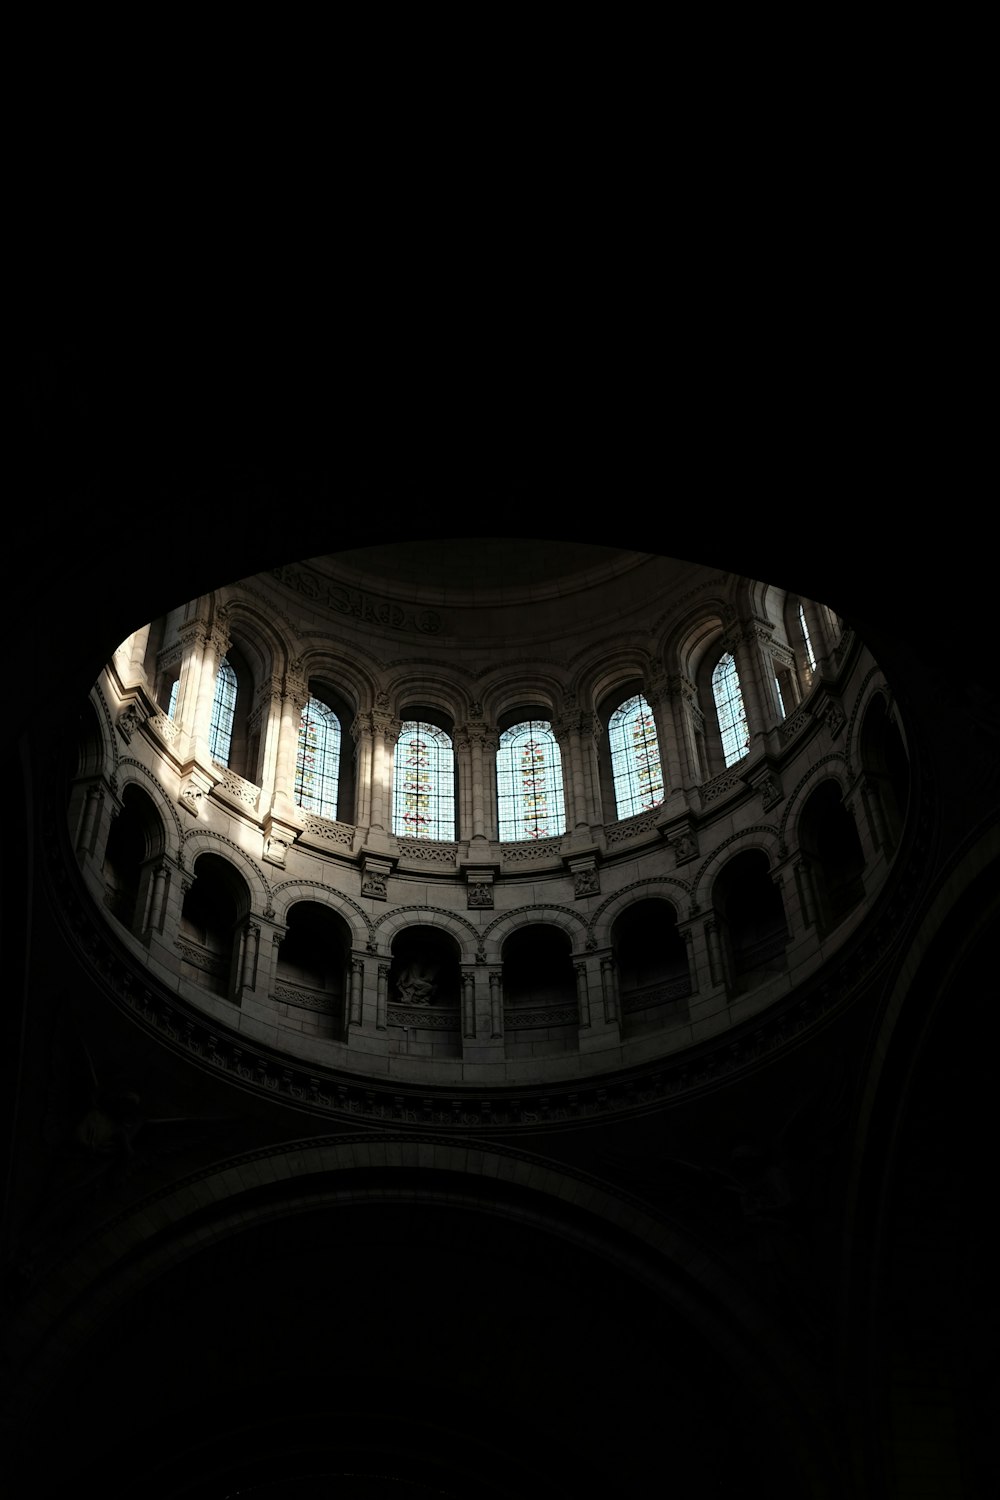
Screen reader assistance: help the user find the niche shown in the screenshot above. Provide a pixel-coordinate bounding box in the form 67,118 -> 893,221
712,850 -> 789,996
274,901 -> 350,1039
101,784 -> 165,938
501,925 -> 579,1060
179,853 -> 251,1001
387,925 -> 462,1059
798,780 -> 866,935
613,898 -> 691,1039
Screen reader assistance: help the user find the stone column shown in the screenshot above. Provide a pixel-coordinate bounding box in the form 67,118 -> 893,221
124,624 -> 151,685
705,917 -> 726,989
794,858 -> 817,930
461,968 -> 477,1039
145,862 -> 169,935
76,782 -> 104,855
351,715 -> 374,830
349,956 -> 365,1028
469,724 -> 496,842
646,675 -> 683,799
179,616 -> 230,761
600,952 -> 619,1026
455,727 -> 474,840
488,969 -> 503,1038
573,959 -> 591,1029
271,672 -> 309,816
241,922 -> 260,994
366,711 -> 399,834
554,714 -> 587,830
376,962 -> 389,1031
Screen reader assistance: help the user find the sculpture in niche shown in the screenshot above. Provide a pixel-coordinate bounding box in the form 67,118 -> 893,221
395,959 -> 439,1005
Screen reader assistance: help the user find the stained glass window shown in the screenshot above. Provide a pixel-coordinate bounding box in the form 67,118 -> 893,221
712,653 -> 750,767
799,603 -> 817,674
167,679 -> 179,719
392,721 -> 455,839
609,695 -> 665,819
209,658 -> 237,767
295,697 -> 341,820
497,721 -> 566,842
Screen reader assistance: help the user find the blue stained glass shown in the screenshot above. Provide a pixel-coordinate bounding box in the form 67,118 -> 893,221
209,659 -> 237,766
609,695 -> 665,819
295,697 -> 341,819
392,722 -> 455,840
497,721 -> 566,842
712,654 -> 750,767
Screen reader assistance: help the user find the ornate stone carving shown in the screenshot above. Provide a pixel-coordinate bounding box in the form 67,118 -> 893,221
668,825 -> 699,865
116,703 -> 144,743
574,868 -> 600,898
215,768 -> 261,811
502,837 -> 564,863
822,698 -> 846,738
301,815 -> 354,848
467,880 -> 494,909
397,839 -> 459,863
778,705 -> 812,744
264,834 -> 289,867
504,1005 -> 579,1029
605,810 -> 658,847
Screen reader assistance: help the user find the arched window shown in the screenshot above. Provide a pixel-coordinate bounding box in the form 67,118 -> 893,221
609,695 -> 665,818
209,658 -> 238,766
711,653 -> 750,767
799,603 -> 817,675
497,720 -> 566,841
392,721 -> 456,839
295,696 -> 342,820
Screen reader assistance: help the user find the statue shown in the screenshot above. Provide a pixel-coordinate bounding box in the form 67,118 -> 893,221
395,959 -> 438,1006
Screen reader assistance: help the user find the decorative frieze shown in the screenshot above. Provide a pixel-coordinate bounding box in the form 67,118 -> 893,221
502,838 -> 564,863
387,1006 -> 461,1029
778,705 -> 812,744
604,810 -> 658,846
361,856 -> 393,900
466,872 -> 495,909
398,839 -> 460,864
504,1005 -> 579,1029
301,815 -> 355,848
215,767 -> 261,811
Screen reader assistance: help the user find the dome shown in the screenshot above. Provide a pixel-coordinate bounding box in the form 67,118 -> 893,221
67,536 -> 904,1104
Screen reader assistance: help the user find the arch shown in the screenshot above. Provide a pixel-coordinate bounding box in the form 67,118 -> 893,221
590,878 -> 694,949
500,922 -> 579,1058
101,782 -> 167,936
476,667 -> 568,727
373,904 -> 482,963
857,688 -> 910,855
179,828 -> 273,914
7,1134 -> 832,1498
710,848 -> 790,997
111,760 -> 186,866
483,903 -> 588,961
274,900 -> 351,1038
779,755 -> 853,855
797,779 -> 866,935
178,850 -> 254,1001
691,826 -> 784,910
269,880 -> 374,950
612,896 -> 692,1040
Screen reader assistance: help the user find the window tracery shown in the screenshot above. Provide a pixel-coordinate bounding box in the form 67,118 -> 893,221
497,721 -> 566,841
295,696 -> 342,820
712,653 -> 750,767
609,694 -> 665,818
392,721 -> 456,840
210,658 -> 237,767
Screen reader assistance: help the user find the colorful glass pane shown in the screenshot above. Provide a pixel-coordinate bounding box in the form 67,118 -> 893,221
295,697 -> 341,819
392,722 -> 455,839
209,658 -> 237,767
609,694 -> 665,819
497,721 -> 566,841
712,653 -> 750,767
799,603 -> 817,674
